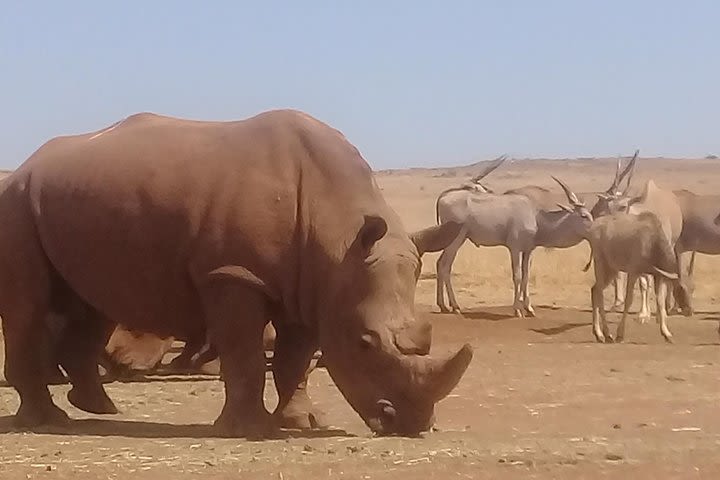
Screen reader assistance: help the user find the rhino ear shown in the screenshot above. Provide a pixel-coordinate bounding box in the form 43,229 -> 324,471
359,215 -> 388,253
411,221 -> 463,256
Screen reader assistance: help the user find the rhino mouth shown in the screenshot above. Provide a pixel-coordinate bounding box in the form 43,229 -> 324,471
357,344 -> 474,436
365,398 -> 436,437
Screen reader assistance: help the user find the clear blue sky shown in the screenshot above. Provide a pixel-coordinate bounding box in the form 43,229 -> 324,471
1,1 -> 718,169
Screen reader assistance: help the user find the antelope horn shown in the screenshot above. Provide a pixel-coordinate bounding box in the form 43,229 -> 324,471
470,154 -> 507,184
552,176 -> 582,206
620,149 -> 639,195
607,155 -> 622,194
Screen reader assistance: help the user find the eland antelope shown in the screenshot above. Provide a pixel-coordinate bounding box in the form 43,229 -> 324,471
670,190 -> 720,312
435,175 -> 592,316
585,211 -> 690,344
589,150 -> 639,310
592,151 -> 693,321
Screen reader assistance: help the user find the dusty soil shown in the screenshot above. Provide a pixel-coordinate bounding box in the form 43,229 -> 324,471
1,157 -> 720,479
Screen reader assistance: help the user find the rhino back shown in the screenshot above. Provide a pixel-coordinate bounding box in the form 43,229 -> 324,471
7,110 -> 383,334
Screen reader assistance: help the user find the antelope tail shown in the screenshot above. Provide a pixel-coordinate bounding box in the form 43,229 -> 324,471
435,195 -> 441,225
435,188 -> 453,225
652,266 -> 679,280
688,250 -> 696,275
583,248 -> 593,272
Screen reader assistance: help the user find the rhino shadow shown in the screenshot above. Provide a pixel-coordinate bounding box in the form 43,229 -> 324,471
0,416 -> 354,440
529,322 -> 588,336
447,308 -> 516,321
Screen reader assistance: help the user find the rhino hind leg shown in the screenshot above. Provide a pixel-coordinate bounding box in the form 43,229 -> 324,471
201,281 -> 274,438
271,323 -> 327,430
52,290 -> 118,415
0,267 -> 69,427
5,308 -> 71,428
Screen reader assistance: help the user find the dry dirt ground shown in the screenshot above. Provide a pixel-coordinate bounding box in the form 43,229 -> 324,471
1,157 -> 720,479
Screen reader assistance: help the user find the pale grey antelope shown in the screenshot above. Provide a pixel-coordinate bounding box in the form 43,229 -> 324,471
592,152 -> 693,321
505,153 -> 639,311
589,150 -> 640,311
585,211 -> 690,344
671,190 -> 720,311
435,176 -> 592,316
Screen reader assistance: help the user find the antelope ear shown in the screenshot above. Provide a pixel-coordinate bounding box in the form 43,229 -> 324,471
556,203 -> 574,213
410,221 -> 463,256
597,193 -> 611,201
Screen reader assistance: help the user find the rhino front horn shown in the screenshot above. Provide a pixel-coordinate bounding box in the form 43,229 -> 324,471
415,344 -> 473,403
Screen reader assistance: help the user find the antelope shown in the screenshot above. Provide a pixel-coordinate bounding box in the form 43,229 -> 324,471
585,211 -> 690,344
669,190 -> 720,313
435,175 -> 592,316
503,153 -> 639,311
592,151 -> 693,321
589,150 -> 639,311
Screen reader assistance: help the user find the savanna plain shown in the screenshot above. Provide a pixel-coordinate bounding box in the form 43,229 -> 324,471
1,157 -> 720,479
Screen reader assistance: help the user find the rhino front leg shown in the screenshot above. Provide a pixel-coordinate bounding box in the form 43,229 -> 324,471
272,322 -> 327,430
202,281 -> 273,438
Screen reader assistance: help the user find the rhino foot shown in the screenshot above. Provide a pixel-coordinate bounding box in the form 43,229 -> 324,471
67,386 -> 119,415
213,409 -> 277,439
14,401 -> 70,429
277,406 -> 328,430
45,365 -> 68,386
167,355 -> 192,372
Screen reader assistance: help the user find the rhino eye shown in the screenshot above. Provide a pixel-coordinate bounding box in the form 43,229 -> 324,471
360,331 -> 381,350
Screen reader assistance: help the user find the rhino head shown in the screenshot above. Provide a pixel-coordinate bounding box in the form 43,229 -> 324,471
319,215 -> 471,435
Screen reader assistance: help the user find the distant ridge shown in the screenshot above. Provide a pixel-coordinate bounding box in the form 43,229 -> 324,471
375,155 -> 709,176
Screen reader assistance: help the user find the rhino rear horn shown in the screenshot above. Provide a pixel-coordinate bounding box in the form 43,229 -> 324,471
410,222 -> 463,256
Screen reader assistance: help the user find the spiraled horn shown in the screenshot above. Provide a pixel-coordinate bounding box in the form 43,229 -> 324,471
620,149 -> 639,195
470,154 -> 507,184
607,155 -> 622,194
552,176 -> 582,206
